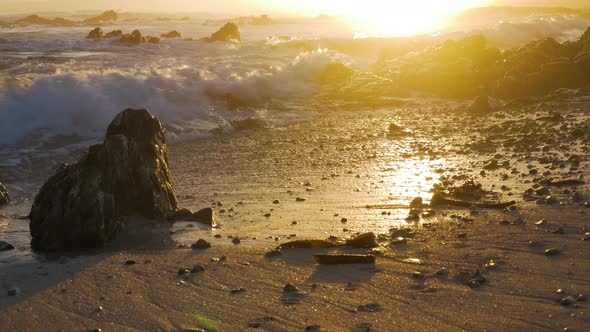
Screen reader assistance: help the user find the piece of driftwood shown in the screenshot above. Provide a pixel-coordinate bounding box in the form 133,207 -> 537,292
279,240 -> 338,249
430,193 -> 516,209
546,179 -> 584,186
313,254 -> 376,265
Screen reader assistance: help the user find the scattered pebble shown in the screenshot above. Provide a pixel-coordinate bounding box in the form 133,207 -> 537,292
283,283 -> 298,293
544,248 -> 561,256
191,239 -> 211,250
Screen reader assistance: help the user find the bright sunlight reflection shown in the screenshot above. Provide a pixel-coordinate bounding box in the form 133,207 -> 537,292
323,0 -> 490,36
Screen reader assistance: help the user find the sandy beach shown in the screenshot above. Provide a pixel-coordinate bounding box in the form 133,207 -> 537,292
0,97 -> 588,331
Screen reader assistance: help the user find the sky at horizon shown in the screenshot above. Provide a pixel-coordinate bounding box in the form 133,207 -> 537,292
1,0 -> 589,15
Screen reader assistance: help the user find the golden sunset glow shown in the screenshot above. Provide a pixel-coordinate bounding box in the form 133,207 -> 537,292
310,0 -> 491,36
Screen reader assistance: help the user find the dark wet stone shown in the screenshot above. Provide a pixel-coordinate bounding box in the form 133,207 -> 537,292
272,199 -> 280,204
295,197 -> 307,202
191,264 -> 205,273
232,237 -> 241,245
0,241 -> 14,251
283,283 -> 298,293
345,232 -> 378,248
230,287 -> 246,294
86,27 -> 104,39
341,218 -> 348,223
191,208 -> 216,227
305,325 -> 321,332
0,182 -> 9,206
357,303 -> 382,313
29,109 -> 177,252
561,296 -> 577,306
125,260 -> 137,266
278,240 -> 336,249
544,248 -> 561,256
7,287 -> 20,296
191,239 -> 211,250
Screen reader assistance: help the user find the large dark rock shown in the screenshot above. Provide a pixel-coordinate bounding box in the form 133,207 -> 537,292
203,23 -> 240,43
104,30 -> 123,38
0,182 -> 8,206
87,27 -> 104,39
29,109 -> 178,252
120,30 -> 145,45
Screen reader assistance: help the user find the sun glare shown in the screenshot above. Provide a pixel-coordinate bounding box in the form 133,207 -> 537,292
319,0 -> 490,36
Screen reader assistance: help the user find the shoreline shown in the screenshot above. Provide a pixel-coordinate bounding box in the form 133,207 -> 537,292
0,100 -> 589,331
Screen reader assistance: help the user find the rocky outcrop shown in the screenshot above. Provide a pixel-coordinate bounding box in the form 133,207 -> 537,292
120,30 -> 145,45
104,30 -> 123,38
29,109 -> 178,252
203,23 -> 240,43
83,10 -> 118,25
161,30 -> 182,38
87,27 -> 104,39
15,15 -> 75,27
0,182 -> 8,206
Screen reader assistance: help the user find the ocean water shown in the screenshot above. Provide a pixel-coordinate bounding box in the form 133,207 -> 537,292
0,10 -> 588,263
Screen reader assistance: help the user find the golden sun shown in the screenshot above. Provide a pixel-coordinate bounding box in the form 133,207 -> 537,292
322,0 -> 491,36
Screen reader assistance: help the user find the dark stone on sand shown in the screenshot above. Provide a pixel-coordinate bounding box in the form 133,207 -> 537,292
409,197 -> 423,208
87,27 -> 104,39
283,283 -> 298,293
125,260 -> 137,266
161,30 -> 182,38
544,248 -> 561,256
104,30 -> 123,38
278,240 -> 337,249
191,264 -> 205,273
345,232 -> 378,248
0,182 -> 9,206
83,10 -> 118,25
203,23 -> 241,43
357,303 -> 382,312
178,268 -> 191,275
0,241 -> 14,251
120,30 -> 145,45
191,208 -> 217,227
561,296 -> 577,306
172,208 -> 193,220
29,109 -> 178,252
191,239 -> 211,250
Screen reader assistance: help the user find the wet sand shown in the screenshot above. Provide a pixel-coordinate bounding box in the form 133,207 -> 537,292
0,96 -> 589,331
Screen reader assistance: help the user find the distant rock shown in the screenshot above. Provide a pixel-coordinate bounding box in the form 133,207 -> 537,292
29,109 -> 178,252
83,10 -> 118,25
15,15 -> 75,27
104,30 -> 123,38
0,182 -> 8,206
161,30 -> 182,38
147,36 -> 160,44
120,30 -> 145,45
203,23 -> 240,43
87,27 -> 104,40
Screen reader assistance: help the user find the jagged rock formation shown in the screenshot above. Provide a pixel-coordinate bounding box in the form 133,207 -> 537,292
29,109 -> 178,252
203,23 -> 240,43
0,182 -> 9,206
87,27 -> 104,39
120,30 -> 145,45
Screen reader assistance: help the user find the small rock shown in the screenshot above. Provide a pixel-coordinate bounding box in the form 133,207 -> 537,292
191,239 -> 211,250
411,271 -> 425,280
273,199 -> 280,204
178,268 -> 191,275
230,287 -> 246,294
191,264 -> 205,273
345,232 -> 378,249
295,197 -> 307,202
283,283 -> 298,293
232,237 -> 241,245
561,296 -> 577,306
357,303 -> 382,312
0,241 -> 15,251
124,260 -> 137,266
544,248 -> 561,256
340,217 -> 348,223
305,325 -> 321,332
7,287 -> 20,296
